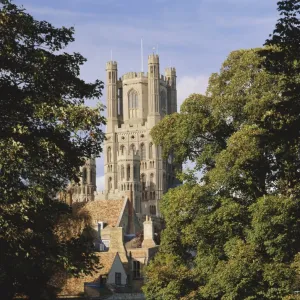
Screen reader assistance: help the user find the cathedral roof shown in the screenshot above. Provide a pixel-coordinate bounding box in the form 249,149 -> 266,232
73,199 -> 126,227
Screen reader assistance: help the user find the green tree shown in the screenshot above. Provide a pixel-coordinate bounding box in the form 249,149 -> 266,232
144,1 -> 300,298
143,46 -> 300,300
0,1 -> 105,299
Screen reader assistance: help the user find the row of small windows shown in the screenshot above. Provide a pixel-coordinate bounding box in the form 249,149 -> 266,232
142,191 -> 156,201
107,173 -> 176,193
107,143 -> 154,162
120,183 -> 139,191
73,185 -> 94,195
118,165 -> 139,181
141,161 -> 155,170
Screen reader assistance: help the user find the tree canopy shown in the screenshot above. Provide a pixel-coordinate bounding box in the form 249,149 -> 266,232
143,1 -> 300,299
0,1 -> 105,299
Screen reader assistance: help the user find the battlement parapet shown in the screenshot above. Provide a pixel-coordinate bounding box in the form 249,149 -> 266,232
122,72 -> 147,80
165,67 -> 176,75
148,54 -> 159,64
106,61 -> 118,69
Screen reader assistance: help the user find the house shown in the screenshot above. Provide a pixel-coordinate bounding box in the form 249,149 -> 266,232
58,198 -> 159,295
58,252 -> 127,297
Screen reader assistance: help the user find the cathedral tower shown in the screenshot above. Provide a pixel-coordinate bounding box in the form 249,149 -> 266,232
106,61 -> 118,132
105,61 -> 118,194
165,67 -> 177,114
96,53 -> 180,218
147,54 -> 160,127
71,156 -> 96,202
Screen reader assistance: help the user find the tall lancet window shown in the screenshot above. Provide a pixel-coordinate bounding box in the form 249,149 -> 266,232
149,142 -> 153,159
130,144 -> 136,154
160,90 -> 167,116
108,177 -> 112,191
127,165 -> 131,181
128,89 -> 138,118
120,145 -> 125,155
107,147 -> 112,163
121,165 -> 125,180
140,143 -> 145,160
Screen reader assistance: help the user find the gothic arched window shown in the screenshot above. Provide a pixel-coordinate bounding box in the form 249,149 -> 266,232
140,143 -> 145,160
128,89 -> 138,118
130,144 -> 136,154
150,173 -> 154,191
160,90 -> 167,116
121,165 -> 124,180
107,147 -> 112,163
108,177 -> 112,191
149,142 -> 153,159
127,165 -> 130,181
120,145 -> 125,155
141,174 -> 146,191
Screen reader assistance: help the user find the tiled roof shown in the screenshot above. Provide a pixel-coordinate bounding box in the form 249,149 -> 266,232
56,252 -> 119,296
98,252 -> 118,275
73,199 -> 126,227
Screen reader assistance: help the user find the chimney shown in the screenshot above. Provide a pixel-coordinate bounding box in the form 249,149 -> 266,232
142,216 -> 156,248
109,227 -> 128,262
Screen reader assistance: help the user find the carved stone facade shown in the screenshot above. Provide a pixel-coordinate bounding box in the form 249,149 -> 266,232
99,54 -> 180,217
70,54 -> 180,218
71,156 -> 97,202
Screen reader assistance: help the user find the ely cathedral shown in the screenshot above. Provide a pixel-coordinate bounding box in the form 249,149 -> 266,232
70,53 -> 180,218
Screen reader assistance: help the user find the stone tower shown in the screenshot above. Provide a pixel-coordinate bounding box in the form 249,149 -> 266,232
98,53 -> 180,218
71,156 -> 97,202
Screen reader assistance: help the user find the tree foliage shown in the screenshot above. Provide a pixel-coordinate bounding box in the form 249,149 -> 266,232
0,1 -> 105,299
144,2 -> 300,299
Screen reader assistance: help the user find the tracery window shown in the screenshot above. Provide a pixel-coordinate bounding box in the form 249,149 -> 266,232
128,89 -> 138,118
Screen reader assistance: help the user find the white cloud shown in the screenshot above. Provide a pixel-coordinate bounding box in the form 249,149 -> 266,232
177,75 -> 209,110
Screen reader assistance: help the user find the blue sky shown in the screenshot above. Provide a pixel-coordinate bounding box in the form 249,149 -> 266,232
15,0 -> 279,189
